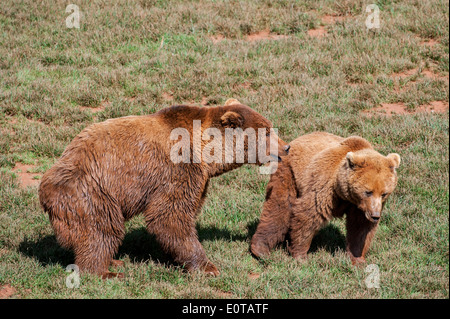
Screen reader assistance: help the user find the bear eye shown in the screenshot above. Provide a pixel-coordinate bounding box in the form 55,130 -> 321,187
365,191 -> 373,197
381,193 -> 388,198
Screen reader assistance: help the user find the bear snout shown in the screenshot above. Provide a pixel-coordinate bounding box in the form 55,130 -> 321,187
371,211 -> 381,222
276,140 -> 289,158
275,145 -> 290,161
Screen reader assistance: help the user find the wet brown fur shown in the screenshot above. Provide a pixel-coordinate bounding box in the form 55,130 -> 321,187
251,132 -> 400,264
39,102 -> 288,278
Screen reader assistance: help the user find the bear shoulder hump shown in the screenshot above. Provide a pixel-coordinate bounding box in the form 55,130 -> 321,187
340,136 -> 372,151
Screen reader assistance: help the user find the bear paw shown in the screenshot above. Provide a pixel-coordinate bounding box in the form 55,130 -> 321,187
202,261 -> 220,277
351,256 -> 367,266
101,272 -> 125,280
110,259 -> 125,268
250,241 -> 270,258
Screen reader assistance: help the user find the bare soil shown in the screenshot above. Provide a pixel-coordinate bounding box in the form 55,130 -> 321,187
363,101 -> 449,117
12,162 -> 41,188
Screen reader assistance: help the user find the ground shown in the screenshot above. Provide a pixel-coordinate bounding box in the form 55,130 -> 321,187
0,0 -> 448,298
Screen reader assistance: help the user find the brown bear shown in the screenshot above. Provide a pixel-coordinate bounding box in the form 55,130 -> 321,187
250,132 -> 400,264
39,99 -> 289,278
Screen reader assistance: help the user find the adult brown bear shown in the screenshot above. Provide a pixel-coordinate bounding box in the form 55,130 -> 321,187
39,99 -> 289,278
250,132 -> 400,264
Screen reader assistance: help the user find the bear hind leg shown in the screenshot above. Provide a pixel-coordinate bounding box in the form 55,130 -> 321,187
73,231 -> 124,279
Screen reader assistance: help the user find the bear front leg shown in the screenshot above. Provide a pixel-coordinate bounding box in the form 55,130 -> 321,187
151,221 -> 218,275
346,207 -> 379,265
145,202 -> 219,276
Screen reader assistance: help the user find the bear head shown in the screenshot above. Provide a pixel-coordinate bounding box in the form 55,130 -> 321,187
338,149 -> 401,223
216,99 -> 290,165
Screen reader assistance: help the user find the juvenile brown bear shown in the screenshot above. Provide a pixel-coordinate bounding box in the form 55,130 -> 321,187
251,132 -> 400,264
39,99 -> 289,278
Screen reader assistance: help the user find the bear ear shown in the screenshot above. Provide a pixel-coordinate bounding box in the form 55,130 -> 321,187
221,111 -> 244,128
387,153 -> 401,170
224,98 -> 242,106
346,152 -> 356,169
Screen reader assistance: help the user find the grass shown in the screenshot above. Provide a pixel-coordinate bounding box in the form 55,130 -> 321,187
0,0 -> 448,299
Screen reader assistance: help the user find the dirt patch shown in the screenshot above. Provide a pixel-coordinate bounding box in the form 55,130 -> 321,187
421,69 -> 449,81
307,14 -> 349,38
321,15 -> 348,24
200,96 -> 209,106
0,284 -> 17,299
79,106 -> 104,113
391,67 -> 447,81
239,82 -> 252,89
421,69 -> 436,79
12,162 -> 41,188
391,68 -> 419,79
420,38 -> 439,47
210,34 -> 225,44
248,272 -> 260,280
80,99 -> 110,113
216,290 -> 233,298
0,248 -> 9,258
1,118 -> 16,136
307,26 -> 327,38
183,96 -> 215,106
365,102 -> 409,116
419,100 -> 449,113
389,67 -> 448,95
7,116 -> 18,125
233,81 -> 257,94
347,82 -> 360,88
209,31 -> 288,43
245,30 -> 288,42
162,92 -> 174,101
363,101 -> 449,117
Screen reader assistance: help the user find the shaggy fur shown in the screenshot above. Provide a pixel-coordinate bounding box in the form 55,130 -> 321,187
39,100 -> 288,278
251,132 -> 400,264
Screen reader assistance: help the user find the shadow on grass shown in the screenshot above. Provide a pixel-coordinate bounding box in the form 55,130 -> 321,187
309,223 -> 346,255
18,235 -> 74,267
119,225 -> 248,264
247,219 -> 347,257
18,224 -> 246,269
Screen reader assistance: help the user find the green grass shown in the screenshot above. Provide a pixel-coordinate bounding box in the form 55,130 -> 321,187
0,0 -> 448,298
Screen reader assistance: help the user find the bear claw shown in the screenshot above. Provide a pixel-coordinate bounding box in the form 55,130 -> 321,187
203,262 -> 220,277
